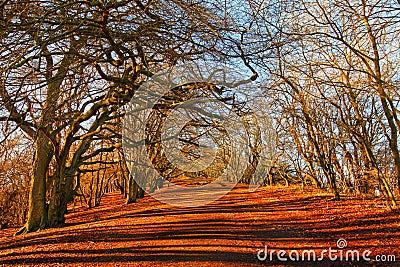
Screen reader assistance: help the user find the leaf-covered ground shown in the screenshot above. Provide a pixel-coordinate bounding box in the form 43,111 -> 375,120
0,184 -> 399,266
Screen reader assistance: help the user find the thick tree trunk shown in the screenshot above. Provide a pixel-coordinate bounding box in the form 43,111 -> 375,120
16,46 -> 73,234
15,134 -> 53,235
47,169 -> 75,227
240,116 -> 262,184
126,176 -> 139,204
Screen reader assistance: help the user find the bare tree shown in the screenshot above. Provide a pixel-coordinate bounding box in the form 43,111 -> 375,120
1,0 -> 243,233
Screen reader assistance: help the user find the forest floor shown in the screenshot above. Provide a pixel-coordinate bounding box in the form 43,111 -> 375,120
0,184 -> 399,266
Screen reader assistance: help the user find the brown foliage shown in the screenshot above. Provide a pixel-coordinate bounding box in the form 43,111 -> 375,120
0,136 -> 31,228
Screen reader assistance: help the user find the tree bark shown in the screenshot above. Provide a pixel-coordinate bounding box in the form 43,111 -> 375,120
47,168 -> 75,227
15,133 -> 53,235
126,176 -> 139,204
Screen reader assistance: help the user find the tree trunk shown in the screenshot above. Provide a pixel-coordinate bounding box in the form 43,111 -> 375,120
126,176 -> 139,204
137,187 -> 145,198
47,168 -> 75,227
363,12 -> 400,195
16,45 -> 73,234
15,134 -> 53,235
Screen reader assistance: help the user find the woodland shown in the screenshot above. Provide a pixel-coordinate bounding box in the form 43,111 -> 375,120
0,1 -> 400,266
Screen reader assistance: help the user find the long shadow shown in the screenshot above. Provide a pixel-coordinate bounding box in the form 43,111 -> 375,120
0,188 -> 398,266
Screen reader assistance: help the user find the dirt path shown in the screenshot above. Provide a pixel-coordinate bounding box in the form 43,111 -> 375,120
0,185 -> 399,266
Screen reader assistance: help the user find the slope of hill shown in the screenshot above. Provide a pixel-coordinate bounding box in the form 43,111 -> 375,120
0,185 -> 399,266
